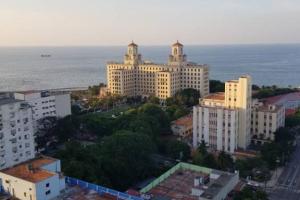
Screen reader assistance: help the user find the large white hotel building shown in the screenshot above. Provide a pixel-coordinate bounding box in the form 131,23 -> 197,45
107,41 -> 209,102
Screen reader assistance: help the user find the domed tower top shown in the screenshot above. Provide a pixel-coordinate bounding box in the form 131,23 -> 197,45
128,41 -> 138,47
172,40 -> 183,47
124,41 -> 142,65
169,40 -> 186,65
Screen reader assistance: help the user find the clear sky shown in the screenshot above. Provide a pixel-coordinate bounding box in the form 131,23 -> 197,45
1,0 -> 300,46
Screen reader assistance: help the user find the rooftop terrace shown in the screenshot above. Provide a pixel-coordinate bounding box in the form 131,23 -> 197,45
0,156 -> 58,183
141,162 -> 238,200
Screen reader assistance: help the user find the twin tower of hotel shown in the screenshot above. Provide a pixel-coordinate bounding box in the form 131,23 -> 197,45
106,41 -> 209,102
106,42 -> 284,153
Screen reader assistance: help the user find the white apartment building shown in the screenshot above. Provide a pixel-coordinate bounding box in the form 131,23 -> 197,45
0,156 -> 65,200
224,76 -> 252,149
193,76 -> 252,153
107,41 -> 209,102
193,93 -> 239,153
0,95 -> 35,169
14,91 -> 71,121
251,99 -> 285,142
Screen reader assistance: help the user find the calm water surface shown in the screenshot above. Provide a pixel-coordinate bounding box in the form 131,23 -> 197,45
0,44 -> 300,91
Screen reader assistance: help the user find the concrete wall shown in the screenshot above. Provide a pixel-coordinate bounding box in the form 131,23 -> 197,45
0,172 -> 36,200
54,94 -> 71,118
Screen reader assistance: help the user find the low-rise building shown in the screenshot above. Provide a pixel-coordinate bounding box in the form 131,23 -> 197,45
171,114 -> 193,140
140,162 -> 239,200
0,156 -> 65,200
251,99 -> 285,142
0,94 -> 35,169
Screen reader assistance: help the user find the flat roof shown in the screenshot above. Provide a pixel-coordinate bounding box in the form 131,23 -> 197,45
254,104 -> 283,113
15,90 -> 39,95
203,92 -> 225,101
0,98 -> 22,106
1,157 -> 58,183
172,114 -> 192,127
141,162 -> 238,200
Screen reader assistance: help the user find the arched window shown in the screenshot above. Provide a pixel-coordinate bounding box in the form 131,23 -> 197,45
174,48 -> 177,55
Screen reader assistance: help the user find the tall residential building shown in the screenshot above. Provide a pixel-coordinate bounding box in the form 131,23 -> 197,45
193,76 -> 252,153
0,94 -> 35,169
14,91 -> 71,121
224,76 -> 252,149
107,41 -> 209,102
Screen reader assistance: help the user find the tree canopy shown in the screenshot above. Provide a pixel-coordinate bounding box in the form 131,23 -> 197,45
100,131 -> 156,190
166,88 -> 200,107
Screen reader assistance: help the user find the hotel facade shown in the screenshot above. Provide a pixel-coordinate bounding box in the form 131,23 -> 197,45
107,41 -> 209,102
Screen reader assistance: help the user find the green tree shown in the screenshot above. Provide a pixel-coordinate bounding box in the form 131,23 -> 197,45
100,130 -> 156,190
217,151 -> 234,171
53,116 -> 79,142
165,140 -> 191,161
210,80 -> 225,93
147,96 -> 160,104
55,141 -> 110,186
128,114 -> 161,140
234,187 -> 268,200
138,103 -> 170,133
193,142 -> 218,169
174,88 -> 200,107
165,105 -> 189,120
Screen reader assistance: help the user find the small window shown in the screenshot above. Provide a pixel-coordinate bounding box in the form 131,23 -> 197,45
45,190 -> 51,195
46,183 -> 50,187
24,192 -> 27,197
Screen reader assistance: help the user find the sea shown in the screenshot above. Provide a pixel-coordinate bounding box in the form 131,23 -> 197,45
0,44 -> 300,92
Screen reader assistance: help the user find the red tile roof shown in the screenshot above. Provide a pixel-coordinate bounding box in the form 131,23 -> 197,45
204,92 -> 225,101
264,92 -> 300,105
172,114 -> 192,127
1,157 -> 57,183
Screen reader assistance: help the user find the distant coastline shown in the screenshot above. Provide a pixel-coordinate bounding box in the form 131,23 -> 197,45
1,44 -> 300,91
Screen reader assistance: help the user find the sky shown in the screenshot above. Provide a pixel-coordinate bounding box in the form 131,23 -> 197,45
1,0 -> 300,46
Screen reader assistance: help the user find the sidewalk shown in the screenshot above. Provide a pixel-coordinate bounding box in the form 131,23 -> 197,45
266,167 -> 284,188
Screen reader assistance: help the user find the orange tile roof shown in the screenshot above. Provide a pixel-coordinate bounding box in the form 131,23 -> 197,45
172,114 -> 192,127
1,157 -> 57,183
204,92 -> 225,101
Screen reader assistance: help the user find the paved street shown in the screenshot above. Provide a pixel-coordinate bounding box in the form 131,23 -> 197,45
268,137 -> 300,200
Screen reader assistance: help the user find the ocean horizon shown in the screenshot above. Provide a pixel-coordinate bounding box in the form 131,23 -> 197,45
1,44 -> 300,91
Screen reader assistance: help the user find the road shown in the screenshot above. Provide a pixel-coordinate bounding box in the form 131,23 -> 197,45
268,137 -> 300,200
